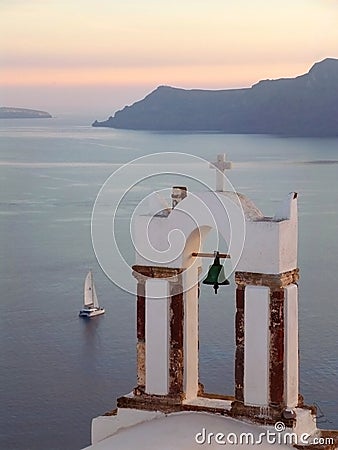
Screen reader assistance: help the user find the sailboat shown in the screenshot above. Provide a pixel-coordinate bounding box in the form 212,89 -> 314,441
79,270 -> 105,318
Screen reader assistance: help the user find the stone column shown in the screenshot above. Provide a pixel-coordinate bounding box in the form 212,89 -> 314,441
132,265 -> 184,402
234,269 -> 299,416
145,278 -> 170,394
234,285 -> 245,402
135,276 -> 146,389
168,281 -> 184,396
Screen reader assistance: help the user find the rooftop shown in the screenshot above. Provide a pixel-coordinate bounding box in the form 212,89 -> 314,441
83,411 -> 295,449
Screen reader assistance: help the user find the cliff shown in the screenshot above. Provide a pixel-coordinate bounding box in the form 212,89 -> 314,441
92,58 -> 338,136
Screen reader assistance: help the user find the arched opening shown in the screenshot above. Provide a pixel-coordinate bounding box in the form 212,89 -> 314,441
182,225 -> 235,399
198,229 -> 235,397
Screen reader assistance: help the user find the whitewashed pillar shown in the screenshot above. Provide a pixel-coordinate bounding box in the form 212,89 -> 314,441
183,265 -> 199,400
244,286 -> 270,405
131,265 -> 185,403
145,279 -> 169,395
234,269 -> 300,415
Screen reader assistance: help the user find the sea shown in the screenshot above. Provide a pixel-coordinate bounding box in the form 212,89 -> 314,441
0,116 -> 337,450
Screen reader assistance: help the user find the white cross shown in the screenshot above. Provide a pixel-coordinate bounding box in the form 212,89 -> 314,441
209,153 -> 232,191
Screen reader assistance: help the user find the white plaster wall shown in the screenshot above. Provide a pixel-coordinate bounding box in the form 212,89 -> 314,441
237,218 -> 297,274
145,279 -> 169,395
134,191 -> 244,269
244,286 -> 270,406
278,219 -> 298,273
133,216 -> 175,266
198,192 -> 245,271
91,409 -> 164,445
237,221 -> 280,273
87,411 -> 296,450
134,192 -> 298,275
183,265 -> 199,400
274,192 -> 298,221
285,284 -> 299,407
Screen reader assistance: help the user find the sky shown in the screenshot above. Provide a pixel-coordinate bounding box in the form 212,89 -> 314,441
1,0 -> 338,118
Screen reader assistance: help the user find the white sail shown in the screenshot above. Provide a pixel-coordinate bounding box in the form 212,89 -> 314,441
92,282 -> 99,308
84,271 -> 94,306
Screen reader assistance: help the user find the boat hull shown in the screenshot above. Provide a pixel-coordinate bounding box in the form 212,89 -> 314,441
79,307 -> 105,318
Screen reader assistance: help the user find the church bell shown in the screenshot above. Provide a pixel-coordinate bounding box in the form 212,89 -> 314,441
202,251 -> 230,294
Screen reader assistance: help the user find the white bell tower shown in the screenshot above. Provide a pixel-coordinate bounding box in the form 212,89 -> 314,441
90,154 -> 321,445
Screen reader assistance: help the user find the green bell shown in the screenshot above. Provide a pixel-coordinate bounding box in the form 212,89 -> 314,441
202,252 -> 230,294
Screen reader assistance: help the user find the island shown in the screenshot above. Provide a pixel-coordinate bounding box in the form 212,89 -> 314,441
92,58 -> 338,137
0,107 -> 52,119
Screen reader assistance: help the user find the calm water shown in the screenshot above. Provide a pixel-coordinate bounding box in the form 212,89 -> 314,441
0,117 -> 337,449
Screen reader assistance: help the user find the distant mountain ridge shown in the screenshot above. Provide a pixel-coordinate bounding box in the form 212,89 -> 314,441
93,58 -> 338,136
0,107 -> 52,119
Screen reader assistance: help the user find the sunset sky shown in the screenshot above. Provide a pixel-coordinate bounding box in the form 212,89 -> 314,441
1,0 -> 338,117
